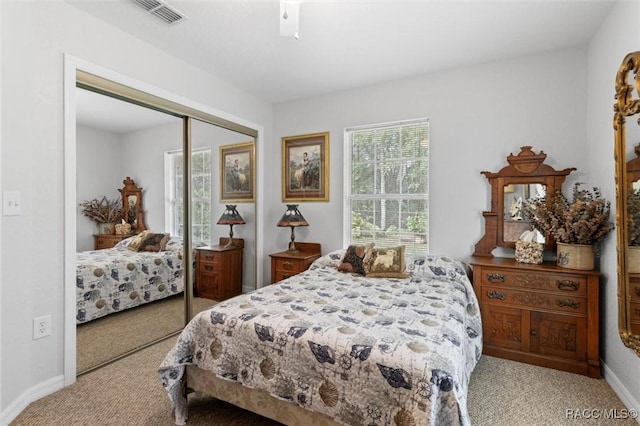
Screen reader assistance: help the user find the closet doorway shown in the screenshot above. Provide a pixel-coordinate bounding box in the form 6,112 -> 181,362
64,56 -> 262,382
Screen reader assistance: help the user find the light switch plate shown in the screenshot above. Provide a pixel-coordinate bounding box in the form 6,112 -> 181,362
3,190 -> 21,216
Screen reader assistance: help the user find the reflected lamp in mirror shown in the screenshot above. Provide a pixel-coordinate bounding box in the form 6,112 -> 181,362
277,204 -> 309,253
217,205 -> 246,249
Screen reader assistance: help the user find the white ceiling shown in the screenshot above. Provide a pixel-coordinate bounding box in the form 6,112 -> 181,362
70,0 -> 616,131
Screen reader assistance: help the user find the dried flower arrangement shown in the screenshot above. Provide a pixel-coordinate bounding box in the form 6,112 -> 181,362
523,182 -> 615,246
79,196 -> 123,224
628,187 -> 640,246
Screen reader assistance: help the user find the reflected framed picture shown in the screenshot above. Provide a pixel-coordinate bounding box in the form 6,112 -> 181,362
220,141 -> 255,202
282,132 -> 329,201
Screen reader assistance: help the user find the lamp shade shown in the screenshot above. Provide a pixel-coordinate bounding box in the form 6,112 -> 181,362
217,205 -> 245,248
277,204 -> 308,227
217,205 -> 246,225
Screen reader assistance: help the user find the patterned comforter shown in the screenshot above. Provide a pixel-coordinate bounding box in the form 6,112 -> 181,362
76,237 -> 184,324
159,251 -> 482,425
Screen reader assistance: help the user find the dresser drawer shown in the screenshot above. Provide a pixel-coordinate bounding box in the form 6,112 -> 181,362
199,251 -> 219,264
273,258 -> 305,274
482,286 -> 587,315
478,268 -> 587,297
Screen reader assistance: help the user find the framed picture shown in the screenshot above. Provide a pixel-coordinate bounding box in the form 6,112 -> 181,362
282,132 -> 329,201
220,142 -> 255,202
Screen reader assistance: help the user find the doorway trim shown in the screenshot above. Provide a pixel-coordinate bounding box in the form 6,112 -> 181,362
63,54 -> 264,386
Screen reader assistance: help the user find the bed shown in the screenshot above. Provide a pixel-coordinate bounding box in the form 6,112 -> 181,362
76,235 -> 184,324
159,248 -> 482,425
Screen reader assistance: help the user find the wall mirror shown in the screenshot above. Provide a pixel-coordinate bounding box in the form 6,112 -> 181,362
474,146 -> 575,256
614,51 -> 640,356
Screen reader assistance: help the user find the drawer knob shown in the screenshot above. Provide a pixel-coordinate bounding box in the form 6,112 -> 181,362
282,274 -> 292,279
557,280 -> 579,291
487,273 -> 505,283
282,261 -> 293,270
204,254 -> 214,261
635,287 -> 640,297
635,308 -> 640,317
530,329 -> 537,336
204,265 -> 214,271
556,299 -> 580,309
486,290 -> 506,300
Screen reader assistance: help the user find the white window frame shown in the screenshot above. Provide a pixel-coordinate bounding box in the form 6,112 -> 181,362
165,148 -> 212,243
343,118 -> 430,254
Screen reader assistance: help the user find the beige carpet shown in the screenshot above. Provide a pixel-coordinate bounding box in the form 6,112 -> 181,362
12,335 -> 636,426
77,295 -> 216,373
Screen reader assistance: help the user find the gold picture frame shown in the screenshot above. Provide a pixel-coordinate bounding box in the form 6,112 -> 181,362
220,142 -> 255,202
282,132 -> 329,201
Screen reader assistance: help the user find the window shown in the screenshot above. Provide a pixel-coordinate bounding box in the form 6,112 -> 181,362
166,149 -> 212,244
345,119 -> 429,254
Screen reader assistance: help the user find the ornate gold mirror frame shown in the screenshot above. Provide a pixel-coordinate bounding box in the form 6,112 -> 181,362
614,51 -> 640,356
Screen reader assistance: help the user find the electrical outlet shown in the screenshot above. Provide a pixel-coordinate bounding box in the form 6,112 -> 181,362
33,315 -> 51,340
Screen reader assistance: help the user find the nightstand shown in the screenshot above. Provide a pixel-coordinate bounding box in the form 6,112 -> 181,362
270,242 -> 321,284
195,238 -> 243,301
93,234 -> 131,250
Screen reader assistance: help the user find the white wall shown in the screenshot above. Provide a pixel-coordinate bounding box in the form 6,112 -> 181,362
76,125 -> 125,251
586,0 -> 640,412
0,1 -> 271,422
268,47 -> 590,275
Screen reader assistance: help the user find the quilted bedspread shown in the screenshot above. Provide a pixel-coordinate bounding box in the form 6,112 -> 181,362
76,237 -> 184,324
159,251 -> 482,425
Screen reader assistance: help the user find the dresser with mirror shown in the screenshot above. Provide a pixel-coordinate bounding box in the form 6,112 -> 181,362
469,146 -> 602,378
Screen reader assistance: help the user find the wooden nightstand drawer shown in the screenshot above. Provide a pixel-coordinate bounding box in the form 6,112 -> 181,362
482,286 -> 587,315
273,258 -> 304,273
269,242 -> 321,284
199,251 -> 219,264
479,268 -> 586,296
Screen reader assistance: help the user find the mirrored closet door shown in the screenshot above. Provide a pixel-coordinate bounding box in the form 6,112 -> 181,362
186,119 -> 257,318
75,87 -> 186,374
74,83 -> 259,375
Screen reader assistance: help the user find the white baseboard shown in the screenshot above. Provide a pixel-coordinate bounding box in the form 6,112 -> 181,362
602,360 -> 640,424
0,375 -> 64,426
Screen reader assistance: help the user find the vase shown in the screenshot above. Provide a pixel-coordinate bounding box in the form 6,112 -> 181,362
98,222 -> 116,235
556,243 -> 594,270
628,246 -> 640,274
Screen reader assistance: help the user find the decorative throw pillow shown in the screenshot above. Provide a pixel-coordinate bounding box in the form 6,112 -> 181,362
138,232 -> 170,252
363,245 -> 409,278
338,243 -> 374,275
127,231 -> 169,252
126,231 -> 150,252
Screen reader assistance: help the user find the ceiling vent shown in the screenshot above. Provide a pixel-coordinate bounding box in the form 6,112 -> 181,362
130,0 -> 187,25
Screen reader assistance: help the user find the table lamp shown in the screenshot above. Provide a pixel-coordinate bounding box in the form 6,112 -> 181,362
217,205 -> 245,248
276,204 -> 308,253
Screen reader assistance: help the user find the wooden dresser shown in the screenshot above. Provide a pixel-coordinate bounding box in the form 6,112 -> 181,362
270,242 -> 321,284
469,256 -> 601,378
195,238 -> 243,301
93,234 -> 130,250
